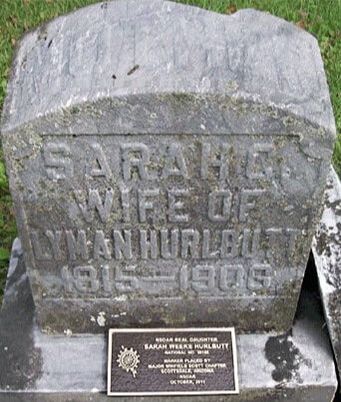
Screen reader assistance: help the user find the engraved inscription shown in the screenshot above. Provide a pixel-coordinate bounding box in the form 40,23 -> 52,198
31,228 -> 297,263
18,134 -> 314,300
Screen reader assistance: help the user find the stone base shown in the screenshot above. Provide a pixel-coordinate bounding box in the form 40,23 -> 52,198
313,166 -> 341,394
0,239 -> 337,402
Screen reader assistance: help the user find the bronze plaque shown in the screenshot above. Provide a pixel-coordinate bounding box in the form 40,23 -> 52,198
107,328 -> 239,396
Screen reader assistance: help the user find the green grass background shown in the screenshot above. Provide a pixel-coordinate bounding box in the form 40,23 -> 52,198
0,0 -> 340,300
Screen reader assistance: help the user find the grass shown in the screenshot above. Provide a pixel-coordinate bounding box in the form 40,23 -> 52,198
0,0 -> 340,301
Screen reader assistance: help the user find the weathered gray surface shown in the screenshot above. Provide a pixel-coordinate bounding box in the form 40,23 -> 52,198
0,240 -> 337,401
312,167 -> 341,391
0,0 -> 336,333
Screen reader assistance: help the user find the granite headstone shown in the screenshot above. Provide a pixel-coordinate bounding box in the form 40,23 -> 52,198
0,0 -> 336,333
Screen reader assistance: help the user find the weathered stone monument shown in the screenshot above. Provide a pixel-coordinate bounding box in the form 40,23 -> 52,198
0,0 -> 336,335
0,0 -> 338,400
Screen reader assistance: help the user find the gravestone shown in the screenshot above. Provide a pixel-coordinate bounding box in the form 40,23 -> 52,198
0,0 -> 336,334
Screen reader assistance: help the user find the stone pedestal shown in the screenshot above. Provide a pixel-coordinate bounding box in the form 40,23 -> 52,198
0,239 -> 337,401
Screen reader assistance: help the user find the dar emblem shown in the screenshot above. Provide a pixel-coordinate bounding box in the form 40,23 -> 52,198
117,346 -> 140,378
